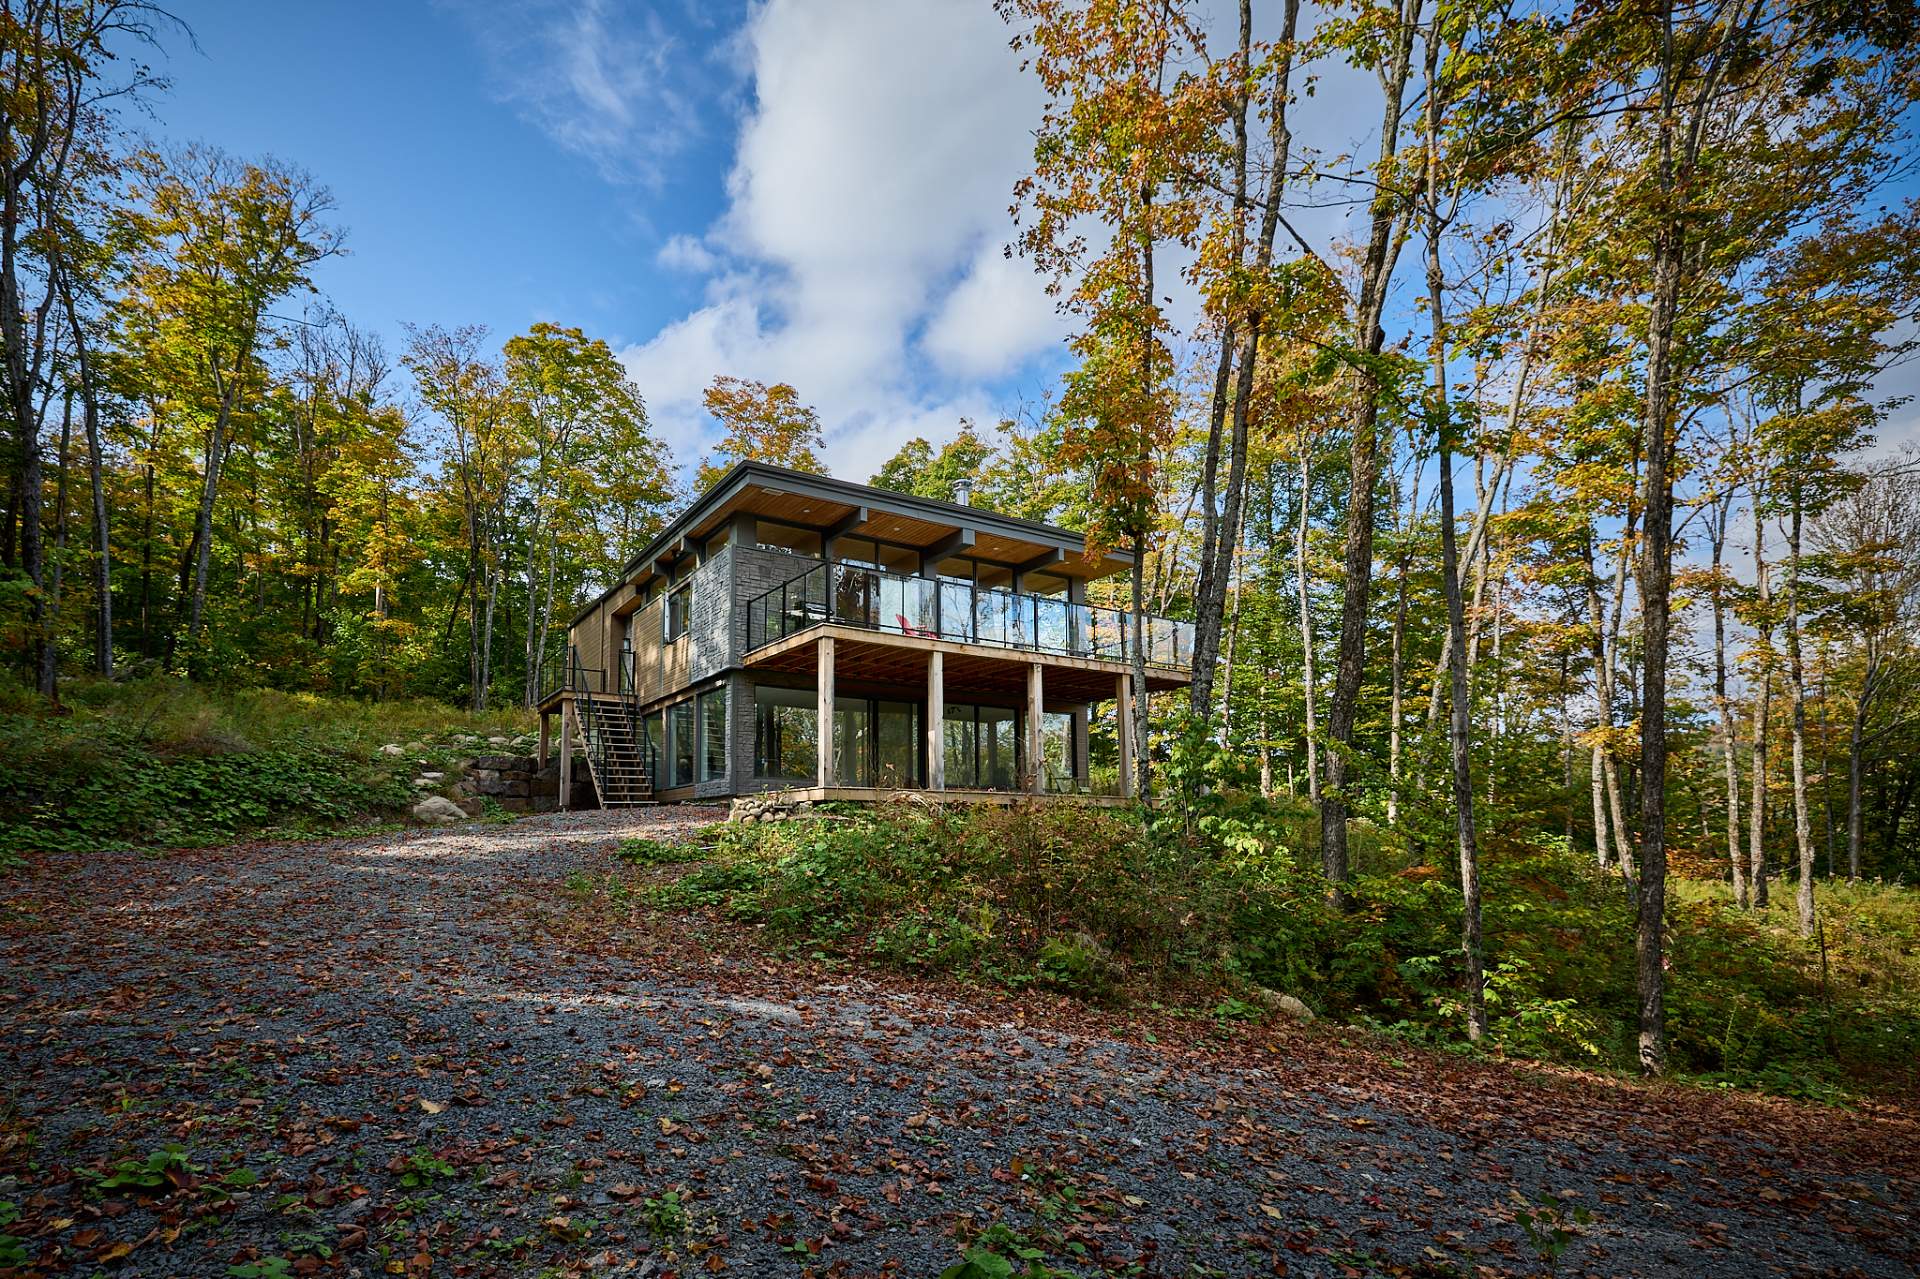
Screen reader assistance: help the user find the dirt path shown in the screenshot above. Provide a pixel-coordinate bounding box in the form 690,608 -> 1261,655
2,810 -> 1915,1278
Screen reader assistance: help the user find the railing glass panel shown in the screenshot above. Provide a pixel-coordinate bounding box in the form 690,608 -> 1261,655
741,561 -> 1191,670
937,580 -> 973,642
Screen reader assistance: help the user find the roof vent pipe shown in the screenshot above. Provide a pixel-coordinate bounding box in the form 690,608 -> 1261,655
953,478 -> 973,506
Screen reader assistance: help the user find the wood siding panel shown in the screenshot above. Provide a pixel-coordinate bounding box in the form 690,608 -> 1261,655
629,594 -> 668,704
573,604 -> 608,688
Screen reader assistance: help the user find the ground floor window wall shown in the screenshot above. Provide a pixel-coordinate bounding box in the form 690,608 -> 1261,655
752,681 -> 1078,791
641,685 -> 728,791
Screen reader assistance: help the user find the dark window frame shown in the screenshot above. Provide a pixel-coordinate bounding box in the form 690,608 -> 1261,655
667,699 -> 696,788
664,581 -> 692,642
699,688 -> 728,783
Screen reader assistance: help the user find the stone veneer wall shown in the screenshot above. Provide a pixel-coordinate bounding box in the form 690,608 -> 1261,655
725,547 -> 825,797
729,546 -> 821,662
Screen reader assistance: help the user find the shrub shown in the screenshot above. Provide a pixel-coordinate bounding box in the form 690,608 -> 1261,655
625,789 -> 1920,1100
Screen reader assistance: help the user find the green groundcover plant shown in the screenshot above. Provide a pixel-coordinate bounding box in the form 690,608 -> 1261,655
0,678 -> 529,860
620,733 -> 1920,1101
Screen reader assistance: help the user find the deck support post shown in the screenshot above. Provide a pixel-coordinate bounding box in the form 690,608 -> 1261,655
537,711 -> 550,770
1115,674 -> 1135,799
559,698 -> 574,811
1027,662 -> 1045,795
927,652 -> 945,791
817,635 -> 836,788
1071,706 -> 1089,787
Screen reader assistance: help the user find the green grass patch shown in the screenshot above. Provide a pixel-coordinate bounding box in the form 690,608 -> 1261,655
615,837 -> 707,867
0,677 -> 532,861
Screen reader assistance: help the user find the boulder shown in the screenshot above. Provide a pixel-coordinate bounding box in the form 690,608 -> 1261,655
418,771 -> 445,782
729,794 -> 814,824
379,743 -> 405,757
1255,988 -> 1314,1022
411,796 -> 469,825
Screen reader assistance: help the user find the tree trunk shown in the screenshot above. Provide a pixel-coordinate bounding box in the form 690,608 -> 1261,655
1221,554 -> 1242,743
1130,544 -> 1151,803
1259,700 -> 1273,797
64,279 -> 111,677
1440,431 -> 1484,1042
475,563 -> 499,712
1191,0 -> 1300,719
1749,500 -> 1772,907
187,363 -> 245,645
1420,56 -> 1484,1037
1711,495 -> 1745,906
1591,745 -> 1611,869
1320,0 -> 1419,902
1584,531 -> 1633,878
1295,446 -> 1320,805
38,393 -> 72,698
1387,465 -> 1414,827
1848,656 -> 1877,883
1785,495 -> 1815,936
1633,218 -> 1682,1075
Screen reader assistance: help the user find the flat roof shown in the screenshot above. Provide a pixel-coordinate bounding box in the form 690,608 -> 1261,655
571,460 -> 1131,626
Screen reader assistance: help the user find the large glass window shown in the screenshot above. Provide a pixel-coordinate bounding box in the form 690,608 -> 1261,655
832,695 -> 871,786
831,536 -> 884,570
756,523 -> 822,558
668,700 -> 695,788
941,704 -> 1021,790
642,711 -> 663,773
874,701 -> 920,788
979,705 -> 1019,789
944,705 -> 978,788
664,583 -> 692,641
753,685 -> 816,780
1042,711 -> 1074,791
699,689 -> 727,782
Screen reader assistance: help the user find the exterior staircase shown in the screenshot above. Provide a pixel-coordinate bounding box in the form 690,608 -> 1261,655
568,652 -> 655,807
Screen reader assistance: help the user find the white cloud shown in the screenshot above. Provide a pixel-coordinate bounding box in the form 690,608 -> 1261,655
655,233 -> 718,274
614,0 -> 1064,480
924,243 -> 1068,380
488,0 -> 1383,486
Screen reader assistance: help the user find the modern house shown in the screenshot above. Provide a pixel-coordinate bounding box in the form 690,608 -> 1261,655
532,461 -> 1194,807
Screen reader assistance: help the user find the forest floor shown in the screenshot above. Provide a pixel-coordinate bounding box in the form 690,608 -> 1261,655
2,810 -> 1916,1279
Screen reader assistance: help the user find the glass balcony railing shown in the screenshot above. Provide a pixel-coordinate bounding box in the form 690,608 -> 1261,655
744,562 -> 1194,670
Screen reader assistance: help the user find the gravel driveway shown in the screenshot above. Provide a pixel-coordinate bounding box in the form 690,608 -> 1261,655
2,809 -> 1915,1277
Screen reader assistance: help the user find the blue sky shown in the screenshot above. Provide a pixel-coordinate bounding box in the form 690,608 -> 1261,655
149,0 -> 1084,482
146,0 -> 1918,492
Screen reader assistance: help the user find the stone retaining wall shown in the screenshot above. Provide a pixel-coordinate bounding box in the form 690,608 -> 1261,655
457,754 -> 596,813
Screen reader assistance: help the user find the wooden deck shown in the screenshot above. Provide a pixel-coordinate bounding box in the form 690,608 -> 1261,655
752,785 -> 1132,808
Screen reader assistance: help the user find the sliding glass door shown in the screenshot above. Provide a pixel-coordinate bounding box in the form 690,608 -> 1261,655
941,703 -> 1022,790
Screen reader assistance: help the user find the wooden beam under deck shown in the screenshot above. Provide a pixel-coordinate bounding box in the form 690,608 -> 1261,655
755,785 -> 1131,808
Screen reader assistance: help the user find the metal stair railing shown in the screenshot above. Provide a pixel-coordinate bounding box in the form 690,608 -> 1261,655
567,645 -> 654,806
